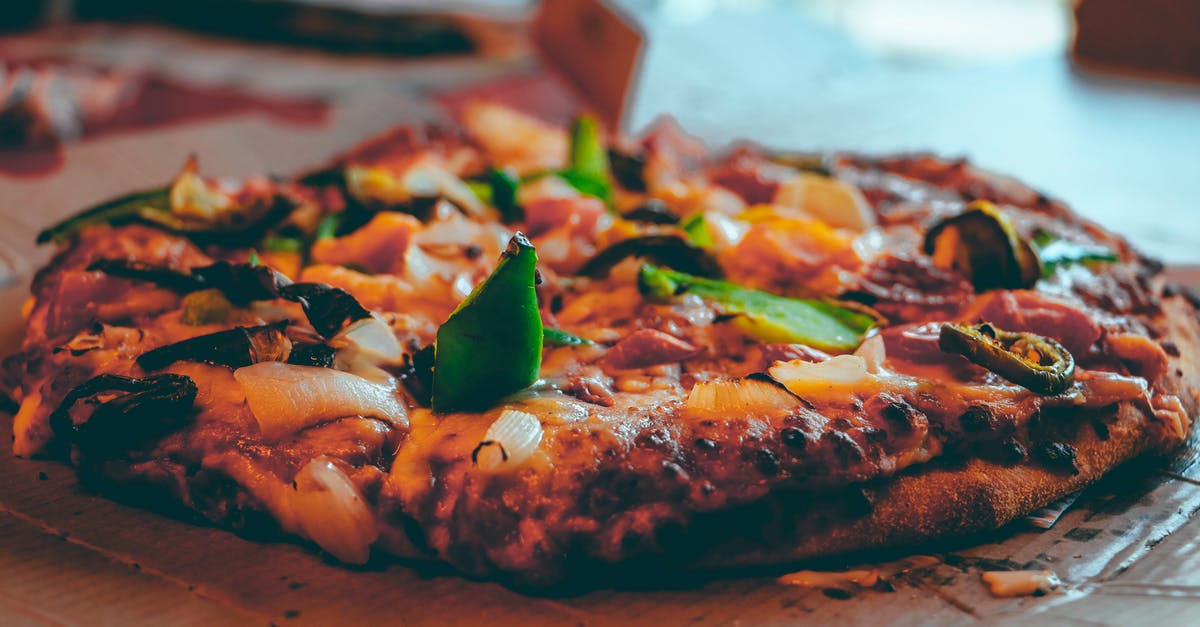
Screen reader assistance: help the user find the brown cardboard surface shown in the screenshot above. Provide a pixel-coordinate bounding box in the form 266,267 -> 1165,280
533,0 -> 643,127
0,22 -> 1198,625
0,111 -> 1198,623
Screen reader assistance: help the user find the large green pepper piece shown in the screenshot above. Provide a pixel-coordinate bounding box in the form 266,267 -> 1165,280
37,186 -> 170,244
433,233 -> 543,412
638,264 -> 876,352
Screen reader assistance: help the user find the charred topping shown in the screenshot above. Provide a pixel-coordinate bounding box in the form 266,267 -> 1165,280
608,148 -> 647,192
398,345 -> 435,406
939,323 -> 1075,396
49,373 -> 198,457
621,199 -> 678,224
137,321 -> 292,371
277,283 -> 371,338
286,342 -> 336,368
767,151 -> 832,177
578,235 -> 724,279
87,259 -> 204,292
89,259 -> 373,338
86,259 -> 289,305
996,439 -> 1029,466
192,261 -> 293,305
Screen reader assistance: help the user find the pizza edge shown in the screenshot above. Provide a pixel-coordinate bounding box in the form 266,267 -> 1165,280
693,293 -> 1200,571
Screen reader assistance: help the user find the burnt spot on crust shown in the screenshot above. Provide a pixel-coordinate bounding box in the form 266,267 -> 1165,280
635,426 -> 676,453
822,431 -> 865,465
780,427 -> 808,451
860,425 -> 888,445
755,449 -> 780,476
876,395 -> 923,433
846,486 -> 878,517
661,460 -> 689,481
977,438 -> 1028,466
1034,442 -> 1080,475
562,376 -> 616,407
959,406 -> 996,433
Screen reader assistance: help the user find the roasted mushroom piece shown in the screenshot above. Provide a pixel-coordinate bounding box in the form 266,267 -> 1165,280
88,259 -> 374,339
923,201 -> 1042,291
137,321 -> 293,371
578,235 -> 724,279
49,373 -> 199,459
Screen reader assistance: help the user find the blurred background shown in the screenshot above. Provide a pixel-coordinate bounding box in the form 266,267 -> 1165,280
1,0 -> 1197,268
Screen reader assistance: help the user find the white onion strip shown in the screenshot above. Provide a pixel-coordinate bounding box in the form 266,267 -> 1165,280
472,409 -> 544,474
235,361 -> 408,439
290,458 -> 378,564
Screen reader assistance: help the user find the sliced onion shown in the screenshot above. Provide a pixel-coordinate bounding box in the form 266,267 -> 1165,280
769,354 -> 872,397
682,377 -> 800,419
334,316 -> 403,363
169,157 -> 233,221
12,390 -> 46,457
853,334 -> 887,374
346,163 -> 484,217
980,570 -> 1060,598
775,172 -> 875,231
289,458 -> 378,564
473,409 -> 544,474
703,211 -> 751,250
235,361 -> 408,439
516,174 -> 579,206
329,315 -> 403,384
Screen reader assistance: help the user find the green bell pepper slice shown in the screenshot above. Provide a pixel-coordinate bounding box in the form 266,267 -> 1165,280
433,233 -> 543,412
637,264 -> 876,352
1031,232 -> 1120,278
37,186 -> 170,244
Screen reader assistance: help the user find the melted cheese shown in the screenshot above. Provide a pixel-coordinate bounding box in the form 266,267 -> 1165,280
777,568 -> 880,589
981,570 -> 1061,597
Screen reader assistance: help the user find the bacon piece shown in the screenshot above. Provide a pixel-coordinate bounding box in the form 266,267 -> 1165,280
602,329 -> 700,370
1106,332 -> 1169,381
709,149 -> 794,205
967,291 -> 1102,356
522,196 -> 607,239
640,116 -> 709,190
880,323 -> 945,364
845,254 -> 974,324
760,343 -> 831,365
44,271 -> 178,339
311,212 -> 421,275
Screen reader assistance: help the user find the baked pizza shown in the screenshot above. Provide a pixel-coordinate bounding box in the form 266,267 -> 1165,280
4,102 -> 1198,586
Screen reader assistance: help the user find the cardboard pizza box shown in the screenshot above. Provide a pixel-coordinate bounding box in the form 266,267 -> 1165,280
0,3 -> 1199,625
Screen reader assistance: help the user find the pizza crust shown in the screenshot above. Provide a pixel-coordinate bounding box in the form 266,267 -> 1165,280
697,294 -> 1200,571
